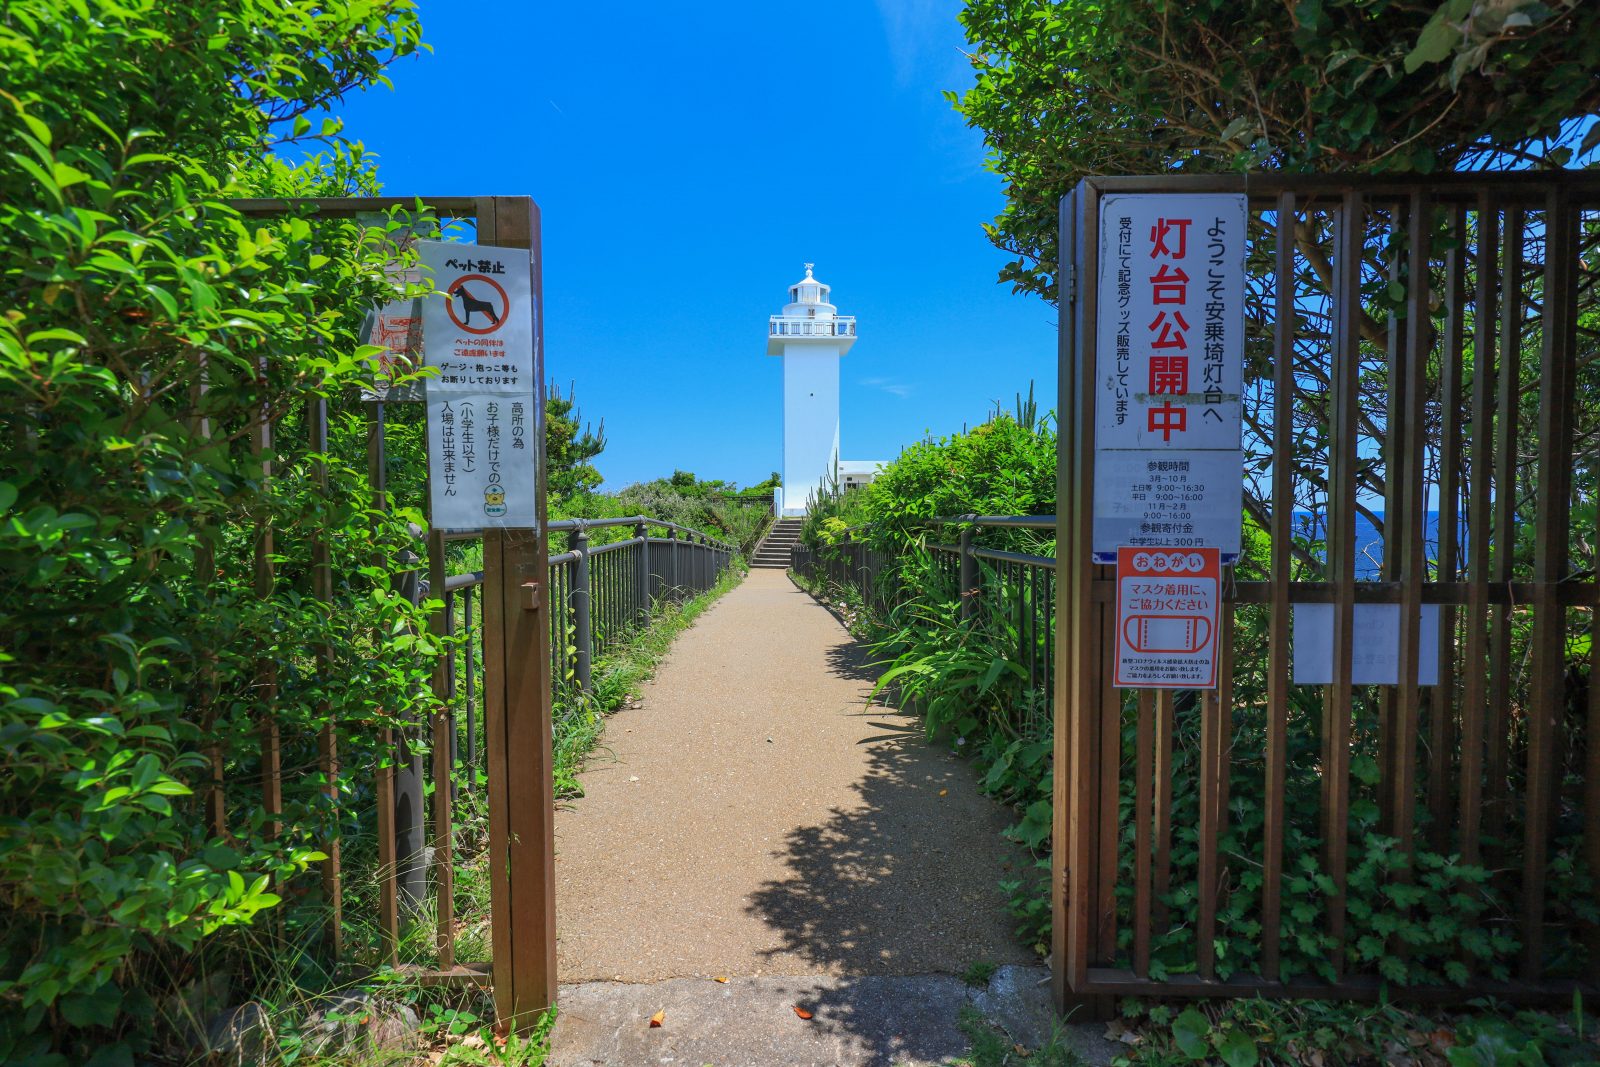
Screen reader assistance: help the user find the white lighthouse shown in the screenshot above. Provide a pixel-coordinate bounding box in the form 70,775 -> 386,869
767,264 -> 859,516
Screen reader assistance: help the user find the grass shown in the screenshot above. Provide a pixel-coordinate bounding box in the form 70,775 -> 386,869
963,961 -> 1000,988
948,1006 -> 1086,1067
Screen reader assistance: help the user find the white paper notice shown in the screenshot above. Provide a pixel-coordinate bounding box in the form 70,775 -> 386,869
1292,604 -> 1441,686
418,240 -> 539,531
1093,450 -> 1243,558
359,296 -> 424,402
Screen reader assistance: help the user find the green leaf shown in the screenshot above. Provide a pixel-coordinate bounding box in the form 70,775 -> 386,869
1404,11 -> 1460,74
9,152 -> 62,205
20,111 -> 52,147
83,1042 -> 134,1067
1216,1029 -> 1259,1067
52,161 -> 90,188
143,284 -> 179,320
1172,1007 -> 1211,1059
1219,116 -> 1253,141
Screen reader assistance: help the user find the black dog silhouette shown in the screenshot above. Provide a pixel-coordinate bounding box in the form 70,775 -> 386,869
453,284 -> 500,327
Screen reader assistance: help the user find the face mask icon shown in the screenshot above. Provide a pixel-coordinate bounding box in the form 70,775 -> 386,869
1122,615 -> 1211,654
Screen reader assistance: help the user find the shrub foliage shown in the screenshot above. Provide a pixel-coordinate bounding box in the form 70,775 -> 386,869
0,2 -> 436,1060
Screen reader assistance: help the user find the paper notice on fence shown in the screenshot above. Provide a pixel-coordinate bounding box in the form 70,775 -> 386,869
1113,546 -> 1221,689
1292,604 -> 1441,686
418,240 -> 539,530
1092,450 -> 1243,561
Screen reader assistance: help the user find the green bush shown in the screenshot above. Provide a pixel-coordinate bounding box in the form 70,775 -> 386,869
0,2 -> 433,1060
818,394 -> 1595,984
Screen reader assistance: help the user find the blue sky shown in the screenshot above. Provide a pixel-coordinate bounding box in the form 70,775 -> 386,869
325,1 -> 1057,489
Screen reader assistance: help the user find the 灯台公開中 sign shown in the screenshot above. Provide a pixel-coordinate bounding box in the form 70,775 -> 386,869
1113,546 -> 1221,689
418,240 -> 539,530
1093,194 -> 1246,562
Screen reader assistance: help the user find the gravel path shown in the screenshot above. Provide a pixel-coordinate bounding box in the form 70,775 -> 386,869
552,568 -> 1034,984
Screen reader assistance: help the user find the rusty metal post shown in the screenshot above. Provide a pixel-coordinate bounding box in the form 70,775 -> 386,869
958,519 -> 978,621
634,521 -> 652,622
569,524 -> 592,693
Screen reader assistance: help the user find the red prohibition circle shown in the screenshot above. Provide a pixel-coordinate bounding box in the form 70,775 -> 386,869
444,274 -> 510,335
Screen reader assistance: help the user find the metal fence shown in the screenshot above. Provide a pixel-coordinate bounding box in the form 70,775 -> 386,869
441,516 -> 737,784
1054,172 -> 1600,1009
792,515 -> 1058,708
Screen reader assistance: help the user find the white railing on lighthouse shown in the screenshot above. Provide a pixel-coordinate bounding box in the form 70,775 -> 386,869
768,316 -> 857,338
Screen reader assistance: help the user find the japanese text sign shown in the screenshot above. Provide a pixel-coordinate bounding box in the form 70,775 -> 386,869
418,240 -> 539,531
1114,547 -> 1221,689
1095,195 -> 1244,449
1092,194 -> 1247,562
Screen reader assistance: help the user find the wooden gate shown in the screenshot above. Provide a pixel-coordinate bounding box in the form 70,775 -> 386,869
232,195 -> 557,1029
1054,173 -> 1600,1008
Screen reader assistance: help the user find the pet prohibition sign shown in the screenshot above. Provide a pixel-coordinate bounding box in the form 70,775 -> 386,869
418,239 -> 537,531
446,274 -> 509,334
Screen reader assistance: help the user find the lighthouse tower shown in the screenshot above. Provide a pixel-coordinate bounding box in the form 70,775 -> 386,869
767,264 -> 857,516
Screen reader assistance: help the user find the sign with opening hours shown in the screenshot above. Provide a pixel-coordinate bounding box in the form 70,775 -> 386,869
1092,194 -> 1247,563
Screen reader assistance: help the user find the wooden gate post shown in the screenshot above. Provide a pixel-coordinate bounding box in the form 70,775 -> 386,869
479,196 -> 558,1030
1054,183 -> 1101,1014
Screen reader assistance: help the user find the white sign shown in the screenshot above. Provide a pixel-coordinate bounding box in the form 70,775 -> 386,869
418,240 -> 538,530
1093,451 -> 1243,555
1292,604 -> 1441,686
1114,546 -> 1222,689
1093,194 -> 1247,563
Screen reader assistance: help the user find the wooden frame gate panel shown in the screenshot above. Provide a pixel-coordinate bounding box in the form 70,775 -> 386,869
229,195 -> 557,1026
1054,173 -> 1600,1008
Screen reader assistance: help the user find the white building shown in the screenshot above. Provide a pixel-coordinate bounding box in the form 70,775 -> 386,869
767,264 -> 887,515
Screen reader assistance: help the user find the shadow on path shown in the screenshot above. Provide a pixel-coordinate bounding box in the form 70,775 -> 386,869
745,701 -> 1031,1063
823,636 -> 883,685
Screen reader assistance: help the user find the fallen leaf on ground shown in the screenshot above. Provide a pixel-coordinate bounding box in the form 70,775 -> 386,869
1013,1045 -> 1031,1058
649,1009 -> 665,1028
938,789 -> 948,797
793,1006 -> 813,1020
713,976 -> 728,983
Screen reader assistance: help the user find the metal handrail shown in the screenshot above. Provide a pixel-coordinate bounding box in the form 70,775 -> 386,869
837,513 -> 1057,538
442,513 -> 740,707
974,546 -> 1056,569
768,316 -> 858,337
548,515 -> 737,553
444,571 -> 484,593
443,514 -> 738,553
